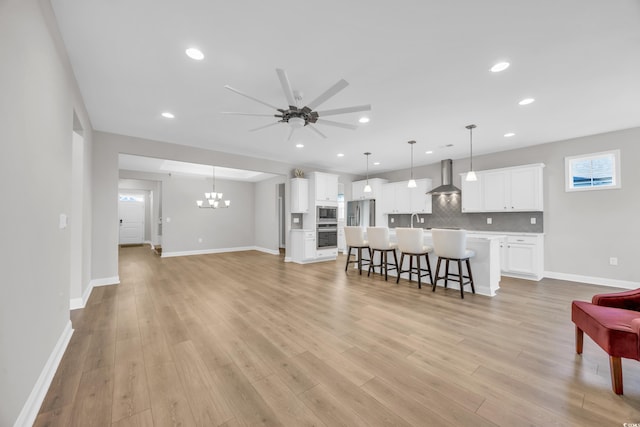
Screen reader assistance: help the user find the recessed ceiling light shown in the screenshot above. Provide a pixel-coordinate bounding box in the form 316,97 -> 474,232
490,62 -> 510,72
518,98 -> 535,105
425,150 -> 433,154
373,162 -> 380,165
337,153 -> 344,157
504,132 -> 515,137
161,112 -> 175,119
296,143 -> 304,148
185,48 -> 204,60
359,116 -> 370,124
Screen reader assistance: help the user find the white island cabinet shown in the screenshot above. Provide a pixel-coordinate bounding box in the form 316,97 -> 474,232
360,230 -> 502,297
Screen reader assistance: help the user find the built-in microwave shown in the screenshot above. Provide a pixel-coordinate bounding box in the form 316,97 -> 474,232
317,205 -> 337,223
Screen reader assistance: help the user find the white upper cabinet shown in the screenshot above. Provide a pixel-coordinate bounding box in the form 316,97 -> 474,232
461,175 -> 483,212
312,172 -> 338,203
381,179 -> 432,214
290,178 -> 309,213
461,164 -> 544,213
351,178 -> 387,200
411,179 -> 432,213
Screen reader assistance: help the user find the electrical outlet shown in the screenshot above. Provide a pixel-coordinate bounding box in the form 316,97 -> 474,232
531,217 -> 537,225
487,217 -> 492,225
420,218 -> 424,223
293,217 -> 300,223
391,218 -> 395,223
610,257 -> 618,266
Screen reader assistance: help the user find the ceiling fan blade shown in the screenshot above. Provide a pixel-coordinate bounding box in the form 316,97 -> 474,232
316,104 -> 371,117
249,122 -> 281,132
276,68 -> 297,107
221,112 -> 280,117
224,85 -> 280,111
307,124 -> 327,139
316,119 -> 358,130
304,79 -> 349,110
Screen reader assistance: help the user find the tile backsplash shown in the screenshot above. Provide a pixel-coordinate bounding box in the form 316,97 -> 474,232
387,194 -> 543,233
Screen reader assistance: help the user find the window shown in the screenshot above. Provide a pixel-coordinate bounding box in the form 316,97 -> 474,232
565,149 -> 621,192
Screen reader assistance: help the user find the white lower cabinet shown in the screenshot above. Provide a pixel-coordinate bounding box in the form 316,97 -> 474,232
499,234 -> 544,281
290,230 -> 316,263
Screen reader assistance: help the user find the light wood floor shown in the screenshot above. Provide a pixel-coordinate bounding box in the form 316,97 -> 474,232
35,246 -> 640,426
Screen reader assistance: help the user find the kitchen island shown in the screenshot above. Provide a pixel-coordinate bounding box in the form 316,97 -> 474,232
363,230 -> 502,297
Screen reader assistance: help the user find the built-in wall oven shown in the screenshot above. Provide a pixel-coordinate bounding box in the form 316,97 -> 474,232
317,205 -> 337,223
317,223 -> 338,249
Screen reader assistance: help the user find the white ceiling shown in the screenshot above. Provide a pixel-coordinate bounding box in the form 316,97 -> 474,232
52,0 -> 640,176
119,154 -> 278,182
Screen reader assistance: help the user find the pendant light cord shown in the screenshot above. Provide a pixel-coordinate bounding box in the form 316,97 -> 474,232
364,152 -> 371,183
466,124 -> 476,171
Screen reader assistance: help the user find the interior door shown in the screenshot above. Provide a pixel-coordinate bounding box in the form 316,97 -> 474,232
119,194 -> 145,245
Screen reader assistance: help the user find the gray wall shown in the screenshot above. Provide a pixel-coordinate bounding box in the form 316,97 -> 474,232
163,175 -> 255,253
374,127 -> 640,284
0,0 -> 93,424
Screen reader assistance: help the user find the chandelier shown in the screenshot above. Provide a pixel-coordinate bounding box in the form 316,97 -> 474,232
196,167 -> 230,209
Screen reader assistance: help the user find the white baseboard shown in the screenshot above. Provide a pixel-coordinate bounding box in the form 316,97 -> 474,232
254,247 -> 280,256
70,277 -> 119,310
284,257 -> 292,262
69,281 -> 93,310
162,246 -> 280,258
90,276 -> 120,287
13,321 -> 73,427
544,271 -> 639,289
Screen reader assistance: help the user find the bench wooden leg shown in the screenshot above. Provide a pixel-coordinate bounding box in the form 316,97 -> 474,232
575,326 -> 583,354
610,356 -> 623,395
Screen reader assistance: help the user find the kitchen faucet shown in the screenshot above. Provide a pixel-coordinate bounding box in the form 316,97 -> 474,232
411,212 -> 419,228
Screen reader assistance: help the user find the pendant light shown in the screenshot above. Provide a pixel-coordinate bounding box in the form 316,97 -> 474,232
465,124 -> 478,182
407,140 -> 417,188
196,167 -> 231,209
363,152 -> 372,193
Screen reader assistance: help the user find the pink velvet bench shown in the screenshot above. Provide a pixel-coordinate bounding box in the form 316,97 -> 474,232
571,288 -> 640,394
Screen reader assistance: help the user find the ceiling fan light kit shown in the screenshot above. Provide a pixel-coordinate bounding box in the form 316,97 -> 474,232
223,68 -> 371,140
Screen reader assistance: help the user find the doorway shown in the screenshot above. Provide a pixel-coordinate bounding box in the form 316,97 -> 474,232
118,193 -> 145,245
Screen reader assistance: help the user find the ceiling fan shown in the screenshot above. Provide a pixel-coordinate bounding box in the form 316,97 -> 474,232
222,68 -> 371,140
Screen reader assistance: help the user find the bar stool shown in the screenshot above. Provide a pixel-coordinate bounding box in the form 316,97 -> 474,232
395,227 -> 433,289
344,226 -> 371,275
431,228 -> 476,299
366,227 -> 398,281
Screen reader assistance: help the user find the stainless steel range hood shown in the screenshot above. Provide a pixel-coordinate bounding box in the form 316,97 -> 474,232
427,159 -> 461,195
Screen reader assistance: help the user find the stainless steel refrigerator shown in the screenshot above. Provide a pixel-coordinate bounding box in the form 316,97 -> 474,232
346,199 -> 376,227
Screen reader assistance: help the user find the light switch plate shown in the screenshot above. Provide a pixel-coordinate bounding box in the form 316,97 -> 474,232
420,218 -> 424,223
391,218 -> 394,223
530,217 -> 536,224
293,217 -> 299,223
59,213 -> 68,229
487,217 -> 492,225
